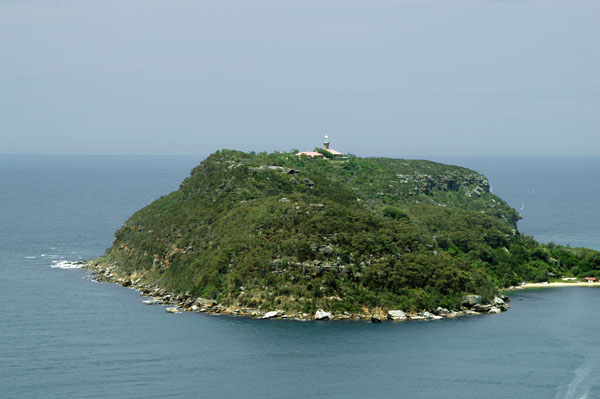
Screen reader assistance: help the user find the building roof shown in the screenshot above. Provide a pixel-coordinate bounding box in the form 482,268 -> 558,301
295,151 -> 324,158
327,148 -> 343,156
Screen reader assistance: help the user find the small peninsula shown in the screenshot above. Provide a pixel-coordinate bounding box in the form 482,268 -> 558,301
87,141 -> 600,321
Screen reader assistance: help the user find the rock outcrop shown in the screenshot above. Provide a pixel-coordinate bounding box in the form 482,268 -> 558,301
387,310 -> 407,321
315,309 -> 332,320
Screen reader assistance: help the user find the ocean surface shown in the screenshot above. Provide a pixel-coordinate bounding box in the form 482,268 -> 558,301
2,154 -> 600,399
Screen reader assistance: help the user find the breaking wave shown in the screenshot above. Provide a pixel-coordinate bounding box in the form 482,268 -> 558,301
50,260 -> 84,270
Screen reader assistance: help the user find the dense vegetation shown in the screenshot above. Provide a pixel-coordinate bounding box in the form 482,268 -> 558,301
95,150 -> 600,314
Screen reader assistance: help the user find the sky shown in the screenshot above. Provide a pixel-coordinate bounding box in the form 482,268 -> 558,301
1,0 -> 599,157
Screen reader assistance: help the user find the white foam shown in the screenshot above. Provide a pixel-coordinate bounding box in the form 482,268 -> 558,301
557,360 -> 592,399
25,256 -> 36,259
50,261 -> 83,270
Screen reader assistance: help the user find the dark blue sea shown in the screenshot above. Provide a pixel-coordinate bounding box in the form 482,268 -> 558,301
2,154 -> 600,399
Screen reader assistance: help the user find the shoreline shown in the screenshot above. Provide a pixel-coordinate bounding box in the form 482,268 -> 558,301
82,260 -> 510,322
508,281 -> 600,290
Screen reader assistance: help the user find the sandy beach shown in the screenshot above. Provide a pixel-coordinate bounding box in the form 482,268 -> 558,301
512,281 -> 600,289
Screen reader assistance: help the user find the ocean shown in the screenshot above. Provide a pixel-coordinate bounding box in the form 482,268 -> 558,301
2,154 -> 600,398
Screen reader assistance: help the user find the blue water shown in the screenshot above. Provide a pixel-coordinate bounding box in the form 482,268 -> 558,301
2,154 -> 600,398
437,156 -> 600,250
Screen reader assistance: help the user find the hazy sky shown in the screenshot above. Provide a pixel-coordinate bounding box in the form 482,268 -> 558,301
1,0 -> 599,156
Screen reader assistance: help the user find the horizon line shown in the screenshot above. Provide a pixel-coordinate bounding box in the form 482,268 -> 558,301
2,152 -> 600,158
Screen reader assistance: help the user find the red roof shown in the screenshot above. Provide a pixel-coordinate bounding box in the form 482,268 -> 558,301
328,148 -> 343,156
585,277 -> 596,281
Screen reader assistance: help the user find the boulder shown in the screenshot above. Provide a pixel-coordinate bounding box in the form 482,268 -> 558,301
435,307 -> 450,315
423,311 -> 433,319
262,310 -> 284,319
320,245 -> 334,256
493,296 -> 505,306
370,316 -> 382,323
314,309 -> 331,320
472,304 -> 492,312
142,300 -> 155,305
410,315 -> 426,320
165,307 -> 179,313
194,298 -> 217,308
387,310 -> 407,321
431,315 -> 443,320
463,295 -> 482,307
489,307 -> 502,314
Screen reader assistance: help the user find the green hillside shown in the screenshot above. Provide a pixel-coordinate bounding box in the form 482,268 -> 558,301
89,150 -> 600,317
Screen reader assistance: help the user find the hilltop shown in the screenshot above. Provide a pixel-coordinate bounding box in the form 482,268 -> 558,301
87,150 -> 600,320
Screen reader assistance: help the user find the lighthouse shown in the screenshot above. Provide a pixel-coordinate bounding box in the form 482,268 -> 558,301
322,135 -> 343,156
295,135 -> 344,158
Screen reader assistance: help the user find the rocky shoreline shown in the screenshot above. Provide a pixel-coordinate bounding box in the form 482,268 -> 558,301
84,260 -> 510,322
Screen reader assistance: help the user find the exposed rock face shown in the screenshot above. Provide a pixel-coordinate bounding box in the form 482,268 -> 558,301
489,307 -> 502,314
249,165 -> 299,174
387,310 -> 407,320
315,309 -> 332,320
165,307 -> 180,313
398,171 -> 490,197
